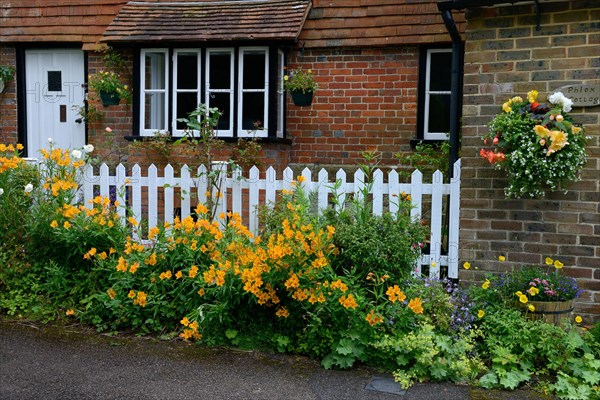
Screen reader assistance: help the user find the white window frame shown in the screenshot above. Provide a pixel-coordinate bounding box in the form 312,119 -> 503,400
140,49 -> 169,136
237,47 -> 269,138
172,49 -> 201,136
206,48 -> 234,137
423,48 -> 452,141
276,49 -> 285,138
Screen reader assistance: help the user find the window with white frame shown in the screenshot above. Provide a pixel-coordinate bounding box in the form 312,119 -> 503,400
140,49 -> 169,135
420,48 -> 452,141
139,46 -> 282,138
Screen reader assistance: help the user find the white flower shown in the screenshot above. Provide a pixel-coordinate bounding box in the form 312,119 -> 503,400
0,188 -> 4,196
24,183 -> 33,193
83,144 -> 94,153
71,149 -> 82,159
105,127 -> 112,133
548,92 -> 573,113
48,137 -> 54,144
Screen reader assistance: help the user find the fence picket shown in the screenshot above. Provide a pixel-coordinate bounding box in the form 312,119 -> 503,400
147,164 -> 158,231
164,164 -> 174,224
180,165 -> 191,220
81,160 -> 462,280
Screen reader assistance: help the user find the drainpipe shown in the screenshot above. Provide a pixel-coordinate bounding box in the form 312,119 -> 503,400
438,6 -> 463,179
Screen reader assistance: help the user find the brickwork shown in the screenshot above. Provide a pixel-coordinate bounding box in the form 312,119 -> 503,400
460,2 -> 600,321
0,46 -> 18,145
287,47 -> 420,169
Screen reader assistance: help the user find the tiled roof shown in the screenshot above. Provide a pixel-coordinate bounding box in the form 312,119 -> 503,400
300,0 -> 466,48
102,0 -> 311,43
0,0 -> 129,50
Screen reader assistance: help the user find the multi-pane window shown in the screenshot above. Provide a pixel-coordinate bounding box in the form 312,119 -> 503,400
421,48 -> 452,141
139,46 -> 282,138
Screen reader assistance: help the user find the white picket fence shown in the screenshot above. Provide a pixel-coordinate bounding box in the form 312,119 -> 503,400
81,160 -> 462,279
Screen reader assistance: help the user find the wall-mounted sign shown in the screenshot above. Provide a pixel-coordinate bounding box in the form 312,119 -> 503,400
554,84 -> 599,107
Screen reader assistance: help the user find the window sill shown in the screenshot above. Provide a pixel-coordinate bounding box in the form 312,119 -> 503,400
124,135 -> 292,145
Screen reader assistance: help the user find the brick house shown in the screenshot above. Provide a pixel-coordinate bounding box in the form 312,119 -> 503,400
439,0 -> 599,321
1,0 -> 598,320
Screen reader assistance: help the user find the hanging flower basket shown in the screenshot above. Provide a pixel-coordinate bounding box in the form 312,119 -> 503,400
290,90 -> 314,107
480,90 -> 588,198
99,91 -> 120,106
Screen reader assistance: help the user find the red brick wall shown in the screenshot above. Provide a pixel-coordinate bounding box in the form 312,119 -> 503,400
287,47 -> 419,169
0,46 -> 18,145
459,2 -> 600,321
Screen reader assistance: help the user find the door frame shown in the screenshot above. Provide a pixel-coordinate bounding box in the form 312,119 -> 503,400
16,44 -> 88,157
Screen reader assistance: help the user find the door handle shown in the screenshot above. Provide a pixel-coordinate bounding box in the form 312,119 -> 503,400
75,118 -> 83,124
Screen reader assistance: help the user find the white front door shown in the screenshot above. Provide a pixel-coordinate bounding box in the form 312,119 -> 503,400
25,49 -> 85,158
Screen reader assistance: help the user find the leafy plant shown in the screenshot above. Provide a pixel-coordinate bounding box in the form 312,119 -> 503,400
283,68 -> 318,93
0,65 -> 15,82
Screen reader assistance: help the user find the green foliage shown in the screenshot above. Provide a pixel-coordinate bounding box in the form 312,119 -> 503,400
283,69 -> 318,93
373,323 -> 484,389
395,141 -> 450,182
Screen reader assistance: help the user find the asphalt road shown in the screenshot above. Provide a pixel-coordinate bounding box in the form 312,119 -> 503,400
0,320 -> 551,400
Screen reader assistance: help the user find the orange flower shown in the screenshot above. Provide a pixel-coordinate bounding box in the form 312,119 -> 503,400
407,298 -> 424,314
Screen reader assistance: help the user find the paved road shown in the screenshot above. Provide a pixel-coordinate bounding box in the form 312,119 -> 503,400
0,320 -> 551,400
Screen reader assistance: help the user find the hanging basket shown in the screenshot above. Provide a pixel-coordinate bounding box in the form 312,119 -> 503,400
99,91 -> 121,106
520,299 -> 574,326
290,90 -> 313,107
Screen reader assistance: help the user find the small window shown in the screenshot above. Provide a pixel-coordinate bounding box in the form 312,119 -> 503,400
238,47 -> 268,137
276,50 -> 285,138
206,48 -> 234,136
173,50 -> 201,134
141,49 -> 169,135
419,48 -> 452,141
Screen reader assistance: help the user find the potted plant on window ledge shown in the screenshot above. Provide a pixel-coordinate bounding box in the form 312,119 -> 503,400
284,68 -> 317,107
88,70 -> 130,106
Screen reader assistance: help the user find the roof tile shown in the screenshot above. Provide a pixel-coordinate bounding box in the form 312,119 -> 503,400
103,0 -> 311,43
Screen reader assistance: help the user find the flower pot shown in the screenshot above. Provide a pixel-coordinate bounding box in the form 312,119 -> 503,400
99,91 -> 120,106
520,299 -> 574,326
290,90 -> 313,107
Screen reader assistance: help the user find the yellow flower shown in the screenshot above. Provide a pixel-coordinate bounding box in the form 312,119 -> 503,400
386,285 -> 406,303
65,309 -> 76,316
498,255 -> 506,262
276,307 -> 290,318
63,221 -> 71,229
528,304 -> 535,312
554,260 -> 564,269
527,286 -> 539,296
107,288 -> 116,299
338,294 -> 358,310
481,279 -> 490,290
50,220 -> 58,228
365,309 -> 384,326
519,294 -> 528,304
175,270 -> 183,279
197,288 -> 205,297
180,317 -> 190,326
463,262 -> 471,270
296,175 -> 306,183
545,257 -> 554,265
527,90 -> 538,103
408,298 -> 424,314
534,125 -> 550,139
575,316 -> 583,324
127,290 -> 136,299
127,216 -> 137,226
477,309 -> 485,318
